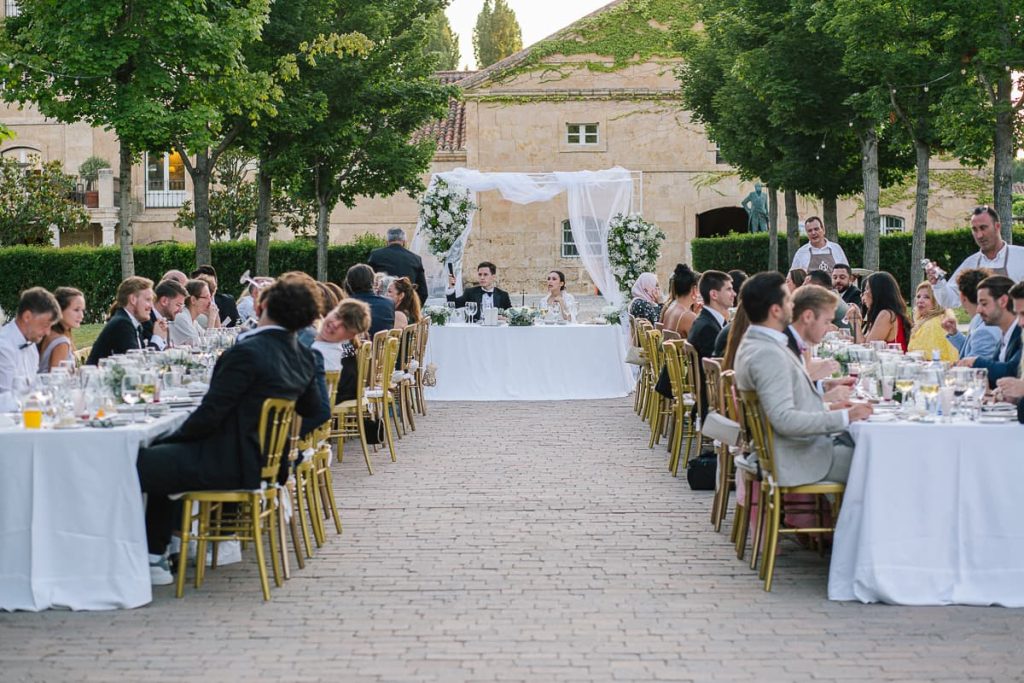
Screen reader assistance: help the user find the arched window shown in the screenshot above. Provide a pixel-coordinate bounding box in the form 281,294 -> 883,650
880,215 -> 905,235
1,145 -> 43,169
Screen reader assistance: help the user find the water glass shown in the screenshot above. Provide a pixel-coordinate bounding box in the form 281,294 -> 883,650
465,301 -> 478,322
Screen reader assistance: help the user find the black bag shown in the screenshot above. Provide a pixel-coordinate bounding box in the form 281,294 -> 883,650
686,450 -> 718,491
362,417 -> 385,445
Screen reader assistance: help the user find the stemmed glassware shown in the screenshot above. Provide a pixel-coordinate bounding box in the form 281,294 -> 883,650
894,363 -> 918,409
121,372 -> 142,423
917,367 -> 942,415
138,370 -> 159,420
465,301 -> 478,323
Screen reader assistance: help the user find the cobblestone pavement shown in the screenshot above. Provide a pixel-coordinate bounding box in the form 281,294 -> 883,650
3,398 -> 1023,682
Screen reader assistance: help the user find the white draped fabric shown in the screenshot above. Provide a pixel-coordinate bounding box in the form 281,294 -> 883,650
410,167 -> 634,306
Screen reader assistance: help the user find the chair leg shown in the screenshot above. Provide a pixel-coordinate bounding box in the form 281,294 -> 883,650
294,474 -> 313,559
381,399 -> 397,462
308,464 -> 327,547
355,412 -> 374,475
175,498 -> 193,598
669,412 -> 684,476
750,482 -> 766,571
276,496 -> 291,581
733,502 -> 748,559
251,500 -> 271,601
266,502 -> 283,588
763,491 -> 782,591
194,501 -> 209,589
319,456 -> 343,535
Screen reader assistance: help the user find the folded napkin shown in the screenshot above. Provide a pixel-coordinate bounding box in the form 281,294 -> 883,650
0,414 -> 15,429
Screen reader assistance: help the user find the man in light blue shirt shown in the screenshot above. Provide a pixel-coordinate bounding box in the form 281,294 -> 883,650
940,268 -> 999,359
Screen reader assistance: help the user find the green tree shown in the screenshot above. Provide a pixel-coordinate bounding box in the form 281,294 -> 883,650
1,0 -> 276,276
278,0 -> 456,280
425,9 -> 460,70
0,156 -> 89,246
473,0 -> 522,68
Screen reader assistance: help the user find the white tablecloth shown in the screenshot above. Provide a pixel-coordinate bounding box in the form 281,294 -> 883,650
829,420 -> 1024,606
0,411 -> 189,611
424,323 -> 634,401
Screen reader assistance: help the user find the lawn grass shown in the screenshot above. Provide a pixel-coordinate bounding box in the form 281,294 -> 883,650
75,323 -> 104,348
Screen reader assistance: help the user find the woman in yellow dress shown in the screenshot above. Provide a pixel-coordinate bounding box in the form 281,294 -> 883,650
907,281 -> 959,362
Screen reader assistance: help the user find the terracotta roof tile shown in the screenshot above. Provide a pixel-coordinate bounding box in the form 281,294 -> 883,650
413,71 -> 477,154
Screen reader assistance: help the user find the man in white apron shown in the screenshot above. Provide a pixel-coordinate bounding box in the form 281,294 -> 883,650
927,206 -> 1024,310
790,216 -> 849,275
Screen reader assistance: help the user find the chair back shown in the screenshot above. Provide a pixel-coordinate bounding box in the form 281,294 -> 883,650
257,398 -> 298,482
702,358 -> 723,413
416,319 -> 430,361
661,329 -> 681,341
75,346 -> 91,365
663,340 -> 685,399
324,370 -> 341,408
379,337 -> 400,387
398,324 -> 417,371
681,341 -> 703,415
354,342 -> 372,400
738,389 -> 777,480
369,330 -> 390,387
720,370 -> 749,452
643,328 -> 664,376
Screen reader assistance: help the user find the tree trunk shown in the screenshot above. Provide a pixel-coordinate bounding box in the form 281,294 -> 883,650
316,198 -> 330,282
785,189 -> 799,266
117,143 -> 135,279
768,184 -> 779,272
993,96 -> 1014,244
823,196 -> 839,244
859,128 -> 881,270
192,149 -> 213,268
910,139 -> 930,291
255,160 -> 272,276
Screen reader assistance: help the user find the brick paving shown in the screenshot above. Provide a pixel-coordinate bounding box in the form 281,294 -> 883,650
3,398 -> 1023,682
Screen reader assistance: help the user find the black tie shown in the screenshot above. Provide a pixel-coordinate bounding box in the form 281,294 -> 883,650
135,327 -> 143,349
18,341 -> 32,350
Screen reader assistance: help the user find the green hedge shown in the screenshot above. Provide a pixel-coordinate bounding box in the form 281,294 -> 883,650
0,234 -> 385,323
692,228 -> 1024,296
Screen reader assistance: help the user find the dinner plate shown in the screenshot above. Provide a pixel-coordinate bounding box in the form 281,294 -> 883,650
52,423 -> 86,430
866,413 -> 898,423
977,415 -> 1015,424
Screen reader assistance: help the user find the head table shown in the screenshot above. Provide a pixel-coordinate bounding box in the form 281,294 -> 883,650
829,419 -> 1024,607
423,322 -> 634,401
0,411 -> 189,611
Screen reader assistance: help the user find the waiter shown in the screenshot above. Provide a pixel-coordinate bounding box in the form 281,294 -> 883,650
927,206 -> 1024,310
790,216 -> 848,275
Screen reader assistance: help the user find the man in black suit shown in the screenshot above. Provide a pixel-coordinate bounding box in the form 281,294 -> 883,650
993,282 -> 1024,423
832,263 -> 862,311
142,279 -> 188,350
345,263 -> 395,336
446,261 -> 513,322
136,273 -> 330,583
193,265 -> 240,327
689,270 -> 735,413
367,227 -> 429,304
959,275 -> 1022,388
86,277 -> 156,365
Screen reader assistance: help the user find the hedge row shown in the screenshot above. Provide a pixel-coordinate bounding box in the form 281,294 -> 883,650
691,228 -> 1024,296
0,234 -> 385,323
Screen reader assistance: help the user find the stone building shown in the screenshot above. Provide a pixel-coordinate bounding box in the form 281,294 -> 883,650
1,0 -> 984,292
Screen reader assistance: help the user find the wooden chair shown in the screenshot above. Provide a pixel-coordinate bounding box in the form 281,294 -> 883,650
702,358 -> 732,531
331,343 -> 376,474
667,341 -> 704,476
412,319 -> 430,416
643,329 -> 671,448
630,316 -> 652,417
739,389 -> 845,591
175,398 -> 296,600
311,370 -> 343,539
369,336 -> 401,460
75,346 -> 91,365
662,340 -> 692,475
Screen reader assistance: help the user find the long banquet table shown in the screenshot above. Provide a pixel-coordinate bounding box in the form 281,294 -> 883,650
424,322 -> 634,401
829,420 -> 1024,607
0,411 -> 189,611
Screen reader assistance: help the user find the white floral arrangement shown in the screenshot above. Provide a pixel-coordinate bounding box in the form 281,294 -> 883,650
607,212 -> 666,295
599,305 -> 624,325
418,178 -> 478,260
423,305 -> 452,326
504,307 -> 538,327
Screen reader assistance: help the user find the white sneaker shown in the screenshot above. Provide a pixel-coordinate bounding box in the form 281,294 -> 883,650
149,557 -> 174,586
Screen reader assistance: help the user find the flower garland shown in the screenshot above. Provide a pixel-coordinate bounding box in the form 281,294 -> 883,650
423,305 -> 452,326
504,307 -> 538,327
606,213 -> 666,294
418,178 -> 478,260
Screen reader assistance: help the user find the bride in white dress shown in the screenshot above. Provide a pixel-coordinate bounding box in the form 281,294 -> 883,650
538,270 -> 577,322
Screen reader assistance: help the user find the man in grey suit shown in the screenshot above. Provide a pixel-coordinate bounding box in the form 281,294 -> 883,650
734,272 -> 872,487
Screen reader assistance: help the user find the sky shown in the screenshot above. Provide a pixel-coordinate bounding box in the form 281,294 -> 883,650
445,0 -> 612,71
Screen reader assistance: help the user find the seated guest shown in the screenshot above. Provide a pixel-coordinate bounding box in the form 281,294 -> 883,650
169,279 -> 212,347
136,274 -> 330,584
940,268 -> 999,360
161,270 -> 188,286
719,303 -> 749,371
192,274 -> 222,330
192,265 -> 239,327
660,264 -> 699,337
804,270 -> 850,331
346,263 -> 395,336
993,281 -> 1024,422
844,271 -> 911,351
86,277 -> 156,364
1,288 -> 60,410
627,273 -> 663,325
908,281 -> 959,362
832,263 -> 862,310
690,269 -> 735,362
958,275 -> 1021,388
144,279 -> 188,351
313,299 -> 372,402
236,276 -> 273,325
788,286 -> 855,394
728,269 -> 748,297
367,227 -> 429,304
734,272 -> 871,487
387,277 -> 422,330
38,287 -> 86,372
785,268 -> 807,292
446,261 -> 513,321
539,270 -> 577,321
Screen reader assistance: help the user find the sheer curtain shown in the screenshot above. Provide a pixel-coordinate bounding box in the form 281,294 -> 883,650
410,167 -> 634,305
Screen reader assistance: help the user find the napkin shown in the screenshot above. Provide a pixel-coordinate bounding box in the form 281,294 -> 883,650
0,414 -> 15,428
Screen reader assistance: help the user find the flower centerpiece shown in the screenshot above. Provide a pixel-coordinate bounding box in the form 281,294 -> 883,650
504,307 -> 538,327
418,178 -> 478,260
600,305 -> 624,325
607,213 -> 666,295
423,305 -> 452,326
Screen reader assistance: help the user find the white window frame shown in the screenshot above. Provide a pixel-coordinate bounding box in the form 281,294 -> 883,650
566,123 -> 599,146
5,1 -> 20,18
561,220 -> 580,258
880,214 -> 905,235
145,151 -> 187,208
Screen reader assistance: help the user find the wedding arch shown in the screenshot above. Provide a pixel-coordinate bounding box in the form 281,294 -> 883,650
409,167 -> 640,307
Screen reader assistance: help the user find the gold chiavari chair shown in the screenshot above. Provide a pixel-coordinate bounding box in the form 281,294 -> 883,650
331,343 -> 375,474
662,340 -> 699,476
75,346 -> 91,365
739,389 -> 845,592
175,398 -> 296,600
311,370 -> 343,539
674,340 -> 704,475
631,316 -> 653,417
702,358 -> 732,531
412,319 -> 430,416
367,336 -> 400,463
644,329 -> 671,448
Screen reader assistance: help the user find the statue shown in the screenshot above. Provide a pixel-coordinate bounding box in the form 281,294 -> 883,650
740,182 -> 769,233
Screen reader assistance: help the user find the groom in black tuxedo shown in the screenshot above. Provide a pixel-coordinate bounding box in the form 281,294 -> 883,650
137,273 -> 331,565
446,261 -> 513,321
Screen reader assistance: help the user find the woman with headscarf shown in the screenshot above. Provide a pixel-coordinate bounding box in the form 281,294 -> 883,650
628,273 -> 663,325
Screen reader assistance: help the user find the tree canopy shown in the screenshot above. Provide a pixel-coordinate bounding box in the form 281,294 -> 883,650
473,0 -> 523,68
425,9 -> 461,70
0,156 -> 89,246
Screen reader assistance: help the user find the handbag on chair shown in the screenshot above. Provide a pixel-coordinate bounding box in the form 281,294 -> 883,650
701,410 -> 741,447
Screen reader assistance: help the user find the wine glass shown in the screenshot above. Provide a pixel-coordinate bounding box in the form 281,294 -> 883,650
121,373 -> 142,423
550,301 -> 561,322
465,301 -> 478,323
138,370 -> 158,420
917,368 -> 942,415
894,363 -> 918,408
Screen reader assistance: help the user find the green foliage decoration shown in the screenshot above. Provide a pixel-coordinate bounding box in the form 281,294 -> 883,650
77,157 -> 112,189
0,235 -> 385,324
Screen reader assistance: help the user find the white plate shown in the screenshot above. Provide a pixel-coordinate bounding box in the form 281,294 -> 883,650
52,422 -> 85,430
866,413 -> 898,423
978,415 -> 1015,424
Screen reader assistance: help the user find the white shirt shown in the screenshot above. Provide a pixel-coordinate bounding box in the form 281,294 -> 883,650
706,305 -> 727,329
169,312 -> 202,347
0,321 -> 39,412
236,324 -> 286,343
998,324 -> 1016,362
150,309 -> 167,351
790,240 -> 849,272
311,340 -> 343,372
933,243 -> 1024,309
